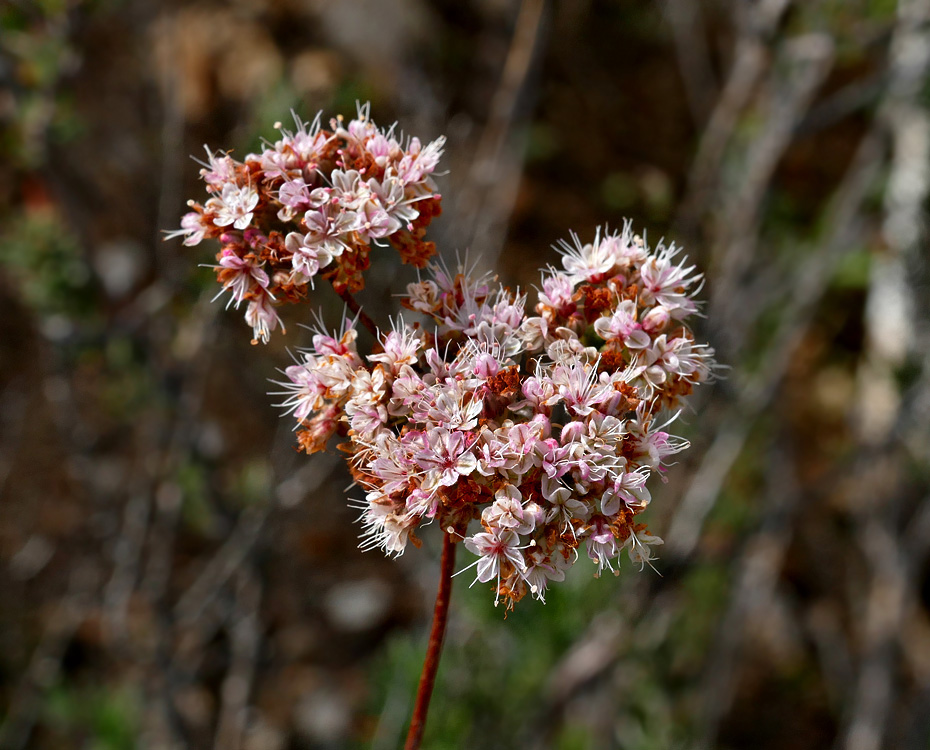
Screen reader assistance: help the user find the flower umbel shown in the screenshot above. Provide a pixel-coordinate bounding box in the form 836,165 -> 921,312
174,105 -> 717,749
172,103 -> 444,343
273,218 -> 715,610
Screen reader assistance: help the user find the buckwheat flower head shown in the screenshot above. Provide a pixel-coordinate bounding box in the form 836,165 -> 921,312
274,222 -> 715,609
171,103 -> 444,343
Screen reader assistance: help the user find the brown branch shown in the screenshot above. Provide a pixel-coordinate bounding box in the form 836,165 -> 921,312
665,127 -> 884,563
337,289 -> 379,338
452,0 -> 547,266
405,533 -> 456,750
696,439 -> 802,746
675,0 -> 794,233
212,567 -> 262,750
658,0 -> 717,126
0,564 -> 95,750
710,33 -> 835,336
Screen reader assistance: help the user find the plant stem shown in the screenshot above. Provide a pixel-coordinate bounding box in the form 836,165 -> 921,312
405,532 -> 456,750
336,289 -> 379,338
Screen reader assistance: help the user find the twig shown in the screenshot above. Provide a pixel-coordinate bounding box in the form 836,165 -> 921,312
844,511 -> 908,750
524,612 -> 624,749
658,0 -> 717,125
174,453 -> 339,634
102,483 -> 151,638
696,439 -> 802,747
404,532 -> 456,750
213,567 -> 263,750
451,0 -> 547,268
0,377 -> 29,497
0,564 -> 96,750
104,297 -> 218,639
664,416 -> 753,561
795,73 -> 887,137
675,0 -> 794,233
174,505 -> 268,626
805,601 -> 855,713
665,127 -> 884,563
711,33 -> 835,339
841,5 -> 930,748
139,302 -> 219,601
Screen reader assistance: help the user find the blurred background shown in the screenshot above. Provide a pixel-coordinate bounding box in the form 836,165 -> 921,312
2,0 -> 930,748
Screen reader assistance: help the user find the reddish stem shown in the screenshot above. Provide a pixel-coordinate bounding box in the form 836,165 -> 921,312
336,289 -> 379,338
404,533 -> 457,750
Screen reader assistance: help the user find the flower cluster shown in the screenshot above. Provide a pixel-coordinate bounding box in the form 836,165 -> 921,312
168,103 -> 444,343
276,222 -> 715,608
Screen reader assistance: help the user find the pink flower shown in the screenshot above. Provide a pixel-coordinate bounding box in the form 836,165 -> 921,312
405,488 -> 440,520
641,305 -> 671,333
627,406 -> 690,468
285,231 -> 331,282
462,529 -> 527,586
365,132 -> 395,166
512,372 -> 556,413
558,231 -> 617,283
368,324 -> 423,373
368,173 -> 421,226
277,177 -> 311,222
197,146 -> 238,187
397,135 -> 446,184
388,365 -> 427,417
585,517 -> 620,576
537,271 -> 576,314
405,280 -> 439,314
249,112 -> 330,180
330,169 -> 369,210
519,316 -> 550,352
547,360 -> 612,417
522,546 -> 567,602
473,429 -> 507,477
498,422 -> 540,475
359,498 -> 415,556
482,485 -> 535,535
345,368 -> 388,438
624,528 -> 664,570
177,105 -> 720,609
208,183 -> 259,230
166,210 -> 209,246
297,404 -> 341,452
275,360 -> 327,421
544,480 -> 589,530
215,251 -> 270,309
334,105 -> 378,145
368,434 -> 418,496
421,382 -> 483,432
593,300 -> 650,348
601,469 -> 650,515
637,243 -> 701,313
303,204 -> 358,260
244,292 -> 282,345
414,428 -> 478,490
357,199 -> 402,241
310,321 -> 359,359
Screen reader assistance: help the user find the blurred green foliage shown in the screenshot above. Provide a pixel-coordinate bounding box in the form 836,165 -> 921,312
0,212 -> 96,319
365,531 -> 712,749
0,1 -> 84,167
42,682 -> 139,750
